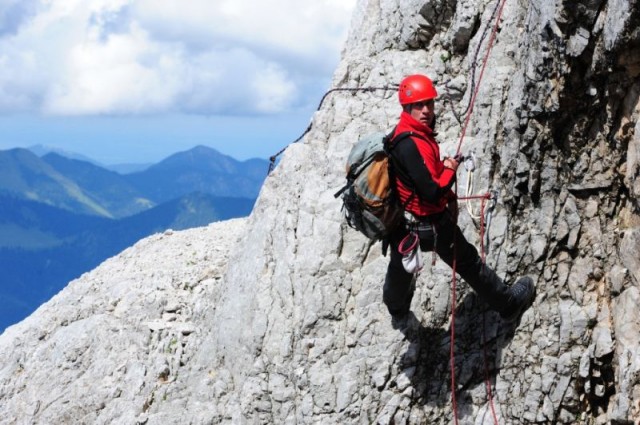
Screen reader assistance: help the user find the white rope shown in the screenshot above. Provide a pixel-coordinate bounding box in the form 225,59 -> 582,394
462,153 -> 482,220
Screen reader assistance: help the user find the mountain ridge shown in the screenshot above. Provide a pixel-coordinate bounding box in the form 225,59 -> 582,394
124,144 -> 266,203
1,144 -> 269,218
41,152 -> 151,218
0,148 -> 112,217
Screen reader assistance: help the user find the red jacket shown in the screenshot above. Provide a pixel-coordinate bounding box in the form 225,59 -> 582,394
390,112 -> 456,218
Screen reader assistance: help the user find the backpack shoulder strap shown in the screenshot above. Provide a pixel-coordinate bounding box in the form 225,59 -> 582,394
385,131 -> 427,207
384,130 -> 412,151
385,131 -> 420,184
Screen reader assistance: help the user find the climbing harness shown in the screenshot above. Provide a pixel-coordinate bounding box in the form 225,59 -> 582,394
267,86 -> 398,174
405,212 -> 439,267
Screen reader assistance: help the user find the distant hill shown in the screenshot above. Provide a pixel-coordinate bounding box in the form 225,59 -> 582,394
0,148 -> 112,217
116,191 -> 255,234
28,145 -> 153,174
42,153 -> 153,218
104,162 -> 153,174
0,194 -> 109,250
125,145 -> 267,203
28,144 -> 100,165
3,145 -> 269,218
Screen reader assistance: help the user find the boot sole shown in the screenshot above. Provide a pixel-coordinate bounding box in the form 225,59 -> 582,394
501,278 -> 536,322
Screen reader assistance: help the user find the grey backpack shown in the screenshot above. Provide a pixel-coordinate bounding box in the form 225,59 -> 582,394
334,131 -> 415,240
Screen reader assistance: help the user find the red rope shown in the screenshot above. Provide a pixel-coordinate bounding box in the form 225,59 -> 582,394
455,0 -> 509,157
449,0 -> 508,422
483,311 -> 499,422
481,195 -> 487,262
478,193 -> 501,424
451,191 -> 499,425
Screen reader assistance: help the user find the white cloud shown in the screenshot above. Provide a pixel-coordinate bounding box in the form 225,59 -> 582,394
45,23 -> 181,114
132,1 -> 354,64
0,0 -> 356,116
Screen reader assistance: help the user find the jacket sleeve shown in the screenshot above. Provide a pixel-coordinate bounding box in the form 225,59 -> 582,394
393,138 -> 456,204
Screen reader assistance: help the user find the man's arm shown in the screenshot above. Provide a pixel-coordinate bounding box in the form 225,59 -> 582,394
393,139 -> 456,203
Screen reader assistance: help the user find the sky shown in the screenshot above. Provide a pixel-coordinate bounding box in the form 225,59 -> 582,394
0,0 -> 357,164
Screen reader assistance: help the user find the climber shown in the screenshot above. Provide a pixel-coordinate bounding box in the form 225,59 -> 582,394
383,74 -> 535,325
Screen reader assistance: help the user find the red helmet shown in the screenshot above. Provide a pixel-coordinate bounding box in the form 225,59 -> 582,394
398,74 -> 438,105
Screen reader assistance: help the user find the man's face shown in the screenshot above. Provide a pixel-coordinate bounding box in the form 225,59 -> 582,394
409,99 -> 435,128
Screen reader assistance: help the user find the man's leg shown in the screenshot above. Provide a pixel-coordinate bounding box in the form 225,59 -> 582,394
383,229 -> 416,317
434,214 -> 534,318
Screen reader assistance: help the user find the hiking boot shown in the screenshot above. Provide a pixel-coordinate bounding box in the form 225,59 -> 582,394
500,276 -> 536,322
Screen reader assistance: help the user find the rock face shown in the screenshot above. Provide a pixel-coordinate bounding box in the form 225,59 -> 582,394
2,0 -> 640,424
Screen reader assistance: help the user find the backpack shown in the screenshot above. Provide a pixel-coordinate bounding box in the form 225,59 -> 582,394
334,131 -> 415,241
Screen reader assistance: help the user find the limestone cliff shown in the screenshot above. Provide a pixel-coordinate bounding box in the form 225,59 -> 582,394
1,0 -> 640,424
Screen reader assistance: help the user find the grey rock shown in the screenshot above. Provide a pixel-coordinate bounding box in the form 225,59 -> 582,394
568,27 -> 591,57
625,118 -> 640,199
609,264 -> 628,295
620,227 -> 640,286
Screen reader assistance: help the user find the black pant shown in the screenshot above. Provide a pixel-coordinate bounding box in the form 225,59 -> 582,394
383,211 -> 511,316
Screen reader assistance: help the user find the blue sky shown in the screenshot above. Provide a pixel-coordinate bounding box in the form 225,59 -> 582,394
0,0 -> 356,164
